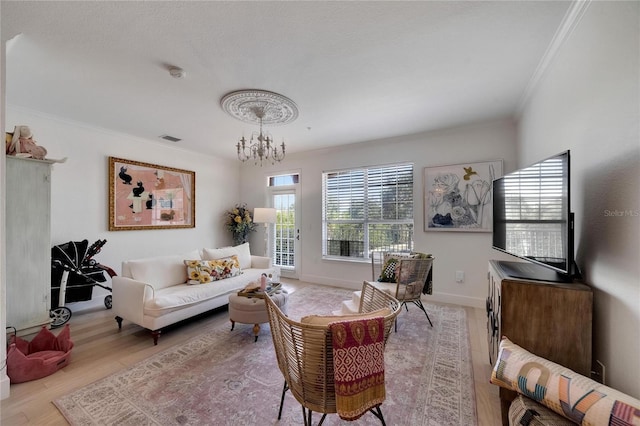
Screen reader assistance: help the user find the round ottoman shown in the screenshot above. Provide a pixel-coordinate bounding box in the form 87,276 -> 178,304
229,291 -> 288,342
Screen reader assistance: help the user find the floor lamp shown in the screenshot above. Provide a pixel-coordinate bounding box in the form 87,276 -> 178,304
253,207 -> 276,258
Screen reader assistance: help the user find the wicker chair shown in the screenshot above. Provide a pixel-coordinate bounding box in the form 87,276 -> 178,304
264,281 -> 401,425
369,255 -> 434,328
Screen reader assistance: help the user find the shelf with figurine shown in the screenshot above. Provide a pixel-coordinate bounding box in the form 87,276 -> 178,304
5,125 -> 67,164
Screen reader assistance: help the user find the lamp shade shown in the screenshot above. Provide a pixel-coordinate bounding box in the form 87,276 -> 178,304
253,207 -> 277,224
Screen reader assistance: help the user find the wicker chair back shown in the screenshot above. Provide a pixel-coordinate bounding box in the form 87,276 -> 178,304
264,281 -> 400,422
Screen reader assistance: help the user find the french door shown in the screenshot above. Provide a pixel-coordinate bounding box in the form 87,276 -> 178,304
271,189 -> 299,279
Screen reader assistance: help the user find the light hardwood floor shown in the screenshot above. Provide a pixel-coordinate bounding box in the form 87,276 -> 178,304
1,280 -> 501,425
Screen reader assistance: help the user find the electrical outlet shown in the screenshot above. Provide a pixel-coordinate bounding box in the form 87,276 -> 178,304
591,360 -> 606,384
455,270 -> 465,283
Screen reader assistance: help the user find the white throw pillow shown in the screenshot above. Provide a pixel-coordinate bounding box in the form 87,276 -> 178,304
203,242 -> 252,270
202,246 -> 236,260
234,242 -> 252,270
128,250 -> 201,289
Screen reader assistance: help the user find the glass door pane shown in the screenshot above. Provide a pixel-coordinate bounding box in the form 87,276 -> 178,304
273,192 -> 297,277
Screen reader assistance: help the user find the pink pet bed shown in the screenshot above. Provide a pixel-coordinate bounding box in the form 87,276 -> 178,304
7,324 -> 74,383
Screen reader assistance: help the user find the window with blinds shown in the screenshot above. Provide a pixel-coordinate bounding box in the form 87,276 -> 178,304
322,163 -> 414,260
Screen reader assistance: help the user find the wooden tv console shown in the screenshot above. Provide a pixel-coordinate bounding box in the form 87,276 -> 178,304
486,260 -> 593,425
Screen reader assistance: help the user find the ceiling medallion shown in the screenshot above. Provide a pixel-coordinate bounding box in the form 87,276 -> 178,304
220,89 -> 298,126
221,90 -> 298,166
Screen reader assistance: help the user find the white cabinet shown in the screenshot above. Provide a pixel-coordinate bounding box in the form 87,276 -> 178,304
6,156 -> 53,335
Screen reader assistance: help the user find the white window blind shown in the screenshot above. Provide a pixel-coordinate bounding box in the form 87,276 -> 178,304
322,163 -> 413,260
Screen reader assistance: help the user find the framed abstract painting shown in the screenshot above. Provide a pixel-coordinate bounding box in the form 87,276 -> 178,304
424,159 -> 502,232
108,157 -> 195,231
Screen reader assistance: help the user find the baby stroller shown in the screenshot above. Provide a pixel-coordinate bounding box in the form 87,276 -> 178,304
50,239 -> 116,328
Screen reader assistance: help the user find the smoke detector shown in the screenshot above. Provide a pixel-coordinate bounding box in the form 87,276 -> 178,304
168,66 -> 186,79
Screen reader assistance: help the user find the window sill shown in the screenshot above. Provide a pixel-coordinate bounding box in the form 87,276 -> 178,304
322,256 -> 370,265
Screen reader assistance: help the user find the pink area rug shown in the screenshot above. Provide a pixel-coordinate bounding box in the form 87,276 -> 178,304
54,284 -> 477,425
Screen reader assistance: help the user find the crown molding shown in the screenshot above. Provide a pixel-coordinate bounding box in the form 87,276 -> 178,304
517,0 -> 592,114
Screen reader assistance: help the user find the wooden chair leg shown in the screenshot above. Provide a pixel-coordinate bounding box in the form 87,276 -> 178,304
151,330 -> 161,345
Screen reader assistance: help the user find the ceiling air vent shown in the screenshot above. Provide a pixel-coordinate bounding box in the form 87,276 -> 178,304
159,134 -> 181,142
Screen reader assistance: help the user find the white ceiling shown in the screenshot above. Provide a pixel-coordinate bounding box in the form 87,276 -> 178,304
2,1 -> 571,160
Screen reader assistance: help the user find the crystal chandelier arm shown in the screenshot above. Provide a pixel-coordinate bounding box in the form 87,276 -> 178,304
237,136 -> 251,162
271,141 -> 285,162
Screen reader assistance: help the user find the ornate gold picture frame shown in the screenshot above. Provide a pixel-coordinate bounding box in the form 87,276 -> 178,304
108,157 -> 195,231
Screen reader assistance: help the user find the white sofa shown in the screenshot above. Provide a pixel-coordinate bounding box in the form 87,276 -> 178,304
112,243 -> 274,344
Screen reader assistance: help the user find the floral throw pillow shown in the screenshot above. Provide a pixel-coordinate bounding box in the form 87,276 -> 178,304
184,255 -> 241,285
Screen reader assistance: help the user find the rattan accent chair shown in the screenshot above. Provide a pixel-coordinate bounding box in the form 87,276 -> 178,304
369,255 -> 434,328
264,281 -> 401,425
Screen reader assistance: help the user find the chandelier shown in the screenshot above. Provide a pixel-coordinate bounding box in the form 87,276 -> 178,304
221,89 -> 298,166
236,106 -> 284,165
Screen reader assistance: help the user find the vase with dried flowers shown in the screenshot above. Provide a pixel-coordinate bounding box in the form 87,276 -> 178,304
225,203 -> 256,245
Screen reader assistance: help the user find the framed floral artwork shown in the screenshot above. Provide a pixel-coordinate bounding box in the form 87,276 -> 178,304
108,157 -> 195,231
424,159 -> 502,232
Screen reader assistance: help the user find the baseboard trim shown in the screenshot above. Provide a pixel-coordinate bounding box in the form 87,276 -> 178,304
298,274 -> 363,292
297,274 -> 485,308
1,373 -> 10,400
423,292 -> 485,309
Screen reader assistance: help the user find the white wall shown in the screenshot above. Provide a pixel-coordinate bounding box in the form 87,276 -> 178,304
518,1 -> 639,397
240,118 -> 518,307
4,107 -> 242,306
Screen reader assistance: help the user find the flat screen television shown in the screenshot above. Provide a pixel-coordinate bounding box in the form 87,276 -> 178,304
492,150 -> 577,282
